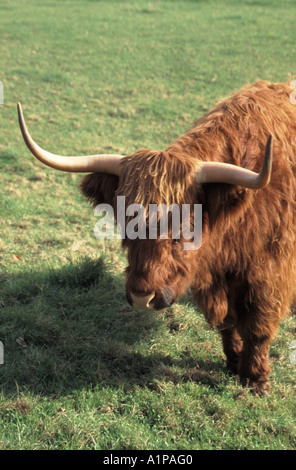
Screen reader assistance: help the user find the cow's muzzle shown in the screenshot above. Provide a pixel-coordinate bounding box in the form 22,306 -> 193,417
127,287 -> 176,311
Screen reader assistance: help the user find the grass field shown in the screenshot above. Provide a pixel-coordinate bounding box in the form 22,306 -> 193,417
1,0 -> 296,450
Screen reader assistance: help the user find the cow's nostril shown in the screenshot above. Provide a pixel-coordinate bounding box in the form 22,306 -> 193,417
130,291 -> 156,310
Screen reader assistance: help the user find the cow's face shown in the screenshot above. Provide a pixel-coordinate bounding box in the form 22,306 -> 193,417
81,151 -> 200,310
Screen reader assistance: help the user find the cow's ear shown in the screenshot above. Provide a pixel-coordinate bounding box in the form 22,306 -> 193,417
203,183 -> 252,229
80,173 -> 119,208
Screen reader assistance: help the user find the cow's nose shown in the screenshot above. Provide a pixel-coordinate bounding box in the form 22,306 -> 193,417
130,292 -> 156,310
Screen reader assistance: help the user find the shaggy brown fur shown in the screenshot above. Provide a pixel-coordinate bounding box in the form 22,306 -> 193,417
81,81 -> 296,395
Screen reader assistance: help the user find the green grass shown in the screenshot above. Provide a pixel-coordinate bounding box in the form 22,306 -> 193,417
1,0 -> 296,450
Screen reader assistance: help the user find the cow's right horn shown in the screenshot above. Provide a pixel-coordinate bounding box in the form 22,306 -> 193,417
17,103 -> 124,175
195,135 -> 273,189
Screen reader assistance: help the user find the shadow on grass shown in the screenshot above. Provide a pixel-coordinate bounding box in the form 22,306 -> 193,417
0,257 -> 223,397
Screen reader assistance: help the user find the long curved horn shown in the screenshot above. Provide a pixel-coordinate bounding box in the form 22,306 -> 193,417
195,135 -> 273,189
17,103 -> 124,175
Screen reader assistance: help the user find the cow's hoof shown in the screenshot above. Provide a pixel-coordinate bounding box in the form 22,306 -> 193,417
249,380 -> 271,396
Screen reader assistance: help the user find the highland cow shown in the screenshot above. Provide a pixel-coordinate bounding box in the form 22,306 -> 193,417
18,80 -> 296,395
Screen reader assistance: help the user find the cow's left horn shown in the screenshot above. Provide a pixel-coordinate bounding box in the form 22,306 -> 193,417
195,135 -> 273,189
17,103 -> 124,175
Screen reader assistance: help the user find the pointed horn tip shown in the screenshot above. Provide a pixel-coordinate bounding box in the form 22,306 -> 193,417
264,134 -> 273,168
267,134 -> 273,147
17,102 -> 24,122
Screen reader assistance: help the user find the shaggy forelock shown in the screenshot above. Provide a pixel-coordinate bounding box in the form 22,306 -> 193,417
117,149 -> 198,212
